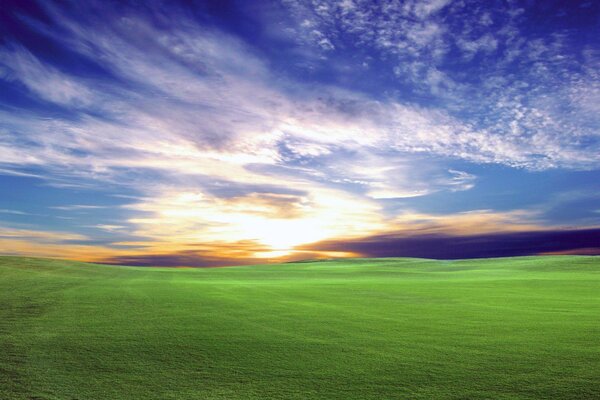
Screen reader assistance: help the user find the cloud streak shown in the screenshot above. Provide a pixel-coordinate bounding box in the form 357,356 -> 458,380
301,228 -> 600,259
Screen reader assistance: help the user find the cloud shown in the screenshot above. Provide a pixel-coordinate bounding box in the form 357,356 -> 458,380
123,186 -> 386,255
0,226 -> 87,241
0,229 -> 134,261
1,0 -> 597,183
2,208 -> 592,265
99,240 -> 277,267
50,205 -> 107,211
278,0 -> 600,168
0,44 -> 95,107
88,224 -> 126,232
0,209 -> 28,215
300,228 -> 600,259
100,252 -> 250,268
387,209 -> 543,236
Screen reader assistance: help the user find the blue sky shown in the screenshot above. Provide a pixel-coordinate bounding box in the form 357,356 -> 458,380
0,0 -> 599,265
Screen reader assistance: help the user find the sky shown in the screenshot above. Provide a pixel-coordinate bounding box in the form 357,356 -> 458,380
0,0 -> 599,266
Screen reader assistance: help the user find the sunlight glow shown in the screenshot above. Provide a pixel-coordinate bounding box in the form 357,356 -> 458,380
127,188 -> 386,257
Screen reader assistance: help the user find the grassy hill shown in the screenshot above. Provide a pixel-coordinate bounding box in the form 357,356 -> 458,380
1,256 -> 599,399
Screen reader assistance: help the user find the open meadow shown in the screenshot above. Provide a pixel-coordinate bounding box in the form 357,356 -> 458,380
1,256 -> 599,399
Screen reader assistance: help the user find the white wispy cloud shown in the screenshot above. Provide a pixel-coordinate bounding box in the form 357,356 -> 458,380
50,205 -> 107,211
278,0 -> 600,169
0,44 -> 94,107
0,209 -> 28,215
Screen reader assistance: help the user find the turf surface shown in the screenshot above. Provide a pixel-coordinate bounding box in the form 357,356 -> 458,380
1,256 -> 599,399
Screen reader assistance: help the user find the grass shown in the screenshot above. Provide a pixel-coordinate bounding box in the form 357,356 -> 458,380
1,255 -> 599,399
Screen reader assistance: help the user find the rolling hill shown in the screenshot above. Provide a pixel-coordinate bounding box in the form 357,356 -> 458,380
1,256 -> 599,399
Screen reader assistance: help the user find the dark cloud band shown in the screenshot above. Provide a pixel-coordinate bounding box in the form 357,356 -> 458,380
301,228 -> 600,260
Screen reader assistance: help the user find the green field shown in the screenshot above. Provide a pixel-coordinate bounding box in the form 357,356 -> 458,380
1,256 -> 599,399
